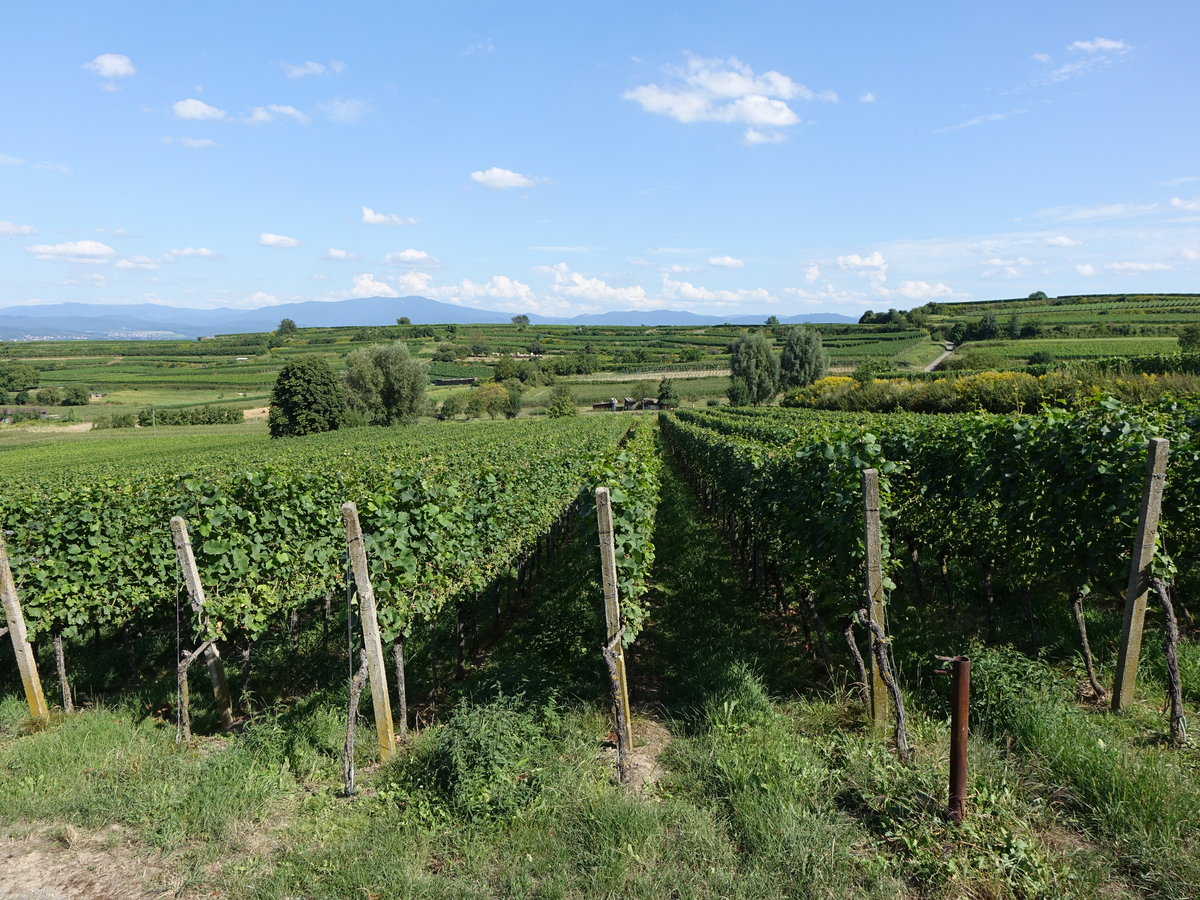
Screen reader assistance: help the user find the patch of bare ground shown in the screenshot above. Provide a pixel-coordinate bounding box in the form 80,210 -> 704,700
242,406 -> 269,422
600,715 -> 672,793
0,826 -> 185,900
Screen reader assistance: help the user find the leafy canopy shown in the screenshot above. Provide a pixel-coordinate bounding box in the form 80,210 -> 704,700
268,355 -> 345,437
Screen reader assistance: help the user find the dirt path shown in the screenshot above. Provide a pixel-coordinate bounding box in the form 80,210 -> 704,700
924,349 -> 953,371
0,828 -> 185,899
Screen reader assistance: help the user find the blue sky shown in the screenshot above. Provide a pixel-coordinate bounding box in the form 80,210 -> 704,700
1,1 -> 1197,317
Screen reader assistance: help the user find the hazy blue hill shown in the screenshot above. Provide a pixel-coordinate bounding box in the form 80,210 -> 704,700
0,296 -> 857,339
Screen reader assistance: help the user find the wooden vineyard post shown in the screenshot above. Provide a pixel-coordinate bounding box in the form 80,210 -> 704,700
170,517 -> 236,731
1112,438 -> 1170,711
862,469 -> 889,731
341,502 -> 396,762
0,532 -> 49,723
596,487 -> 633,781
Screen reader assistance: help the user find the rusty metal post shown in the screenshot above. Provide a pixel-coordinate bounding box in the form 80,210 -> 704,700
948,656 -> 970,822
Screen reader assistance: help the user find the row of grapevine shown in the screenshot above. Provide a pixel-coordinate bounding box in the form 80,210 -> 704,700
0,417 -> 642,669
662,398 -> 1200,660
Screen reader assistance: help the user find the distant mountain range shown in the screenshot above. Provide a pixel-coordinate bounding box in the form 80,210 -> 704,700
0,297 -> 858,340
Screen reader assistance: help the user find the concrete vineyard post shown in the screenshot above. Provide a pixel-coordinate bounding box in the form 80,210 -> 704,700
170,516 -> 236,731
1112,438 -> 1169,711
0,532 -> 49,723
341,502 -> 396,762
862,469 -> 889,730
596,487 -> 633,779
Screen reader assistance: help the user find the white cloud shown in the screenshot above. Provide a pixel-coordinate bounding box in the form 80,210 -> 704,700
325,247 -> 356,260
1183,249 -> 1199,261
935,109 -> 1028,133
173,98 -> 227,120
1032,53 -> 1052,63
1076,263 -> 1096,276
1036,38 -> 1130,85
259,232 -> 300,247
896,280 -> 963,299
804,264 -> 821,283
470,166 -> 539,189
1044,234 -> 1082,247
1104,261 -> 1172,272
281,60 -> 345,78
385,248 -> 434,265
981,256 -> 1033,278
394,271 -> 434,294
163,136 -> 219,148
1033,202 -> 1157,223
34,161 -> 70,173
661,273 -> 772,305
241,292 -> 281,307
85,53 -> 135,79
247,104 -> 311,125
1163,176 -> 1198,187
319,97 -> 370,124
743,128 -> 786,145
26,240 -> 117,263
708,255 -> 745,268
623,55 -> 834,141
837,250 -> 889,287
0,154 -> 23,165
58,272 -> 107,287
165,247 -> 215,258
115,255 -> 159,270
1170,197 -> 1200,212
1070,38 -> 1127,53
458,275 -> 537,303
860,91 -> 877,103
350,273 -> 399,297
362,206 -> 419,226
0,221 -> 36,235
538,262 -> 647,304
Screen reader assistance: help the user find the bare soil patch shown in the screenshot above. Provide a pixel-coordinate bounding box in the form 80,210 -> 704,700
0,826 -> 185,899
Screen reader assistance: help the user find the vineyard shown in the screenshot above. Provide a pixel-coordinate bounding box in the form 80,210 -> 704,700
2,402 -> 1199,898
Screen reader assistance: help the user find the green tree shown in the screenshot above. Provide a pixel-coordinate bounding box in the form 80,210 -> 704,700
61,385 -> 90,406
276,317 -> 298,336
0,362 -> 37,393
501,378 -> 524,418
439,393 -> 465,419
1180,324 -> 1200,352
765,315 -> 780,326
973,313 -> 1000,341
657,377 -> 680,409
1004,313 -> 1022,340
492,355 -> 519,381
546,384 -> 578,417
728,332 -> 780,405
1027,290 -> 1049,302
467,382 -> 512,418
35,387 -> 63,406
397,316 -> 411,325
511,314 -> 530,328
778,325 -> 827,391
344,341 -> 428,425
268,356 -> 345,437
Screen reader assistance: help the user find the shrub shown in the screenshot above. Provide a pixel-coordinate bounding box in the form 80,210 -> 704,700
427,696 -> 548,821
